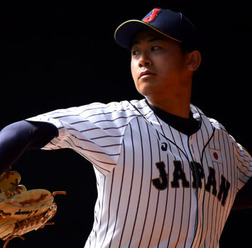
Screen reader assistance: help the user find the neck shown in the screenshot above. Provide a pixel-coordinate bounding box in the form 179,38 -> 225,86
146,93 -> 191,119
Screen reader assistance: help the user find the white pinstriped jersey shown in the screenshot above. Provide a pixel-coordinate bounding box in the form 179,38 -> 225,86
28,99 -> 252,248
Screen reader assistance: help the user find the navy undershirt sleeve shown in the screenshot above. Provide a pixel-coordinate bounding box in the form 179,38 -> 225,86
0,120 -> 58,173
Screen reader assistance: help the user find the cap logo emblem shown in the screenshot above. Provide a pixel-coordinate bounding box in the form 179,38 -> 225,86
143,8 -> 161,23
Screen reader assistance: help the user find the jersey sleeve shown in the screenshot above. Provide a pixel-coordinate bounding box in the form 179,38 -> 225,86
210,118 -> 252,191
27,101 -> 134,175
234,141 -> 252,191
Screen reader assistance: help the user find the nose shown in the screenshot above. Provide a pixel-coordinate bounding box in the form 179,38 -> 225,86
138,51 -> 152,67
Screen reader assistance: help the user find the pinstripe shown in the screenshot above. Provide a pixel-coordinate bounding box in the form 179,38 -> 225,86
138,123 -> 153,247
218,130 -> 230,236
118,123 -> 135,247
27,99 -> 252,248
94,174 -> 106,247
156,153 -> 170,247
146,139 -> 161,247
108,141 -> 126,248
201,127 -> 218,247
128,118 -> 144,247
207,129 -> 220,247
174,132 -> 189,247
166,131 -> 184,248
100,170 -> 115,247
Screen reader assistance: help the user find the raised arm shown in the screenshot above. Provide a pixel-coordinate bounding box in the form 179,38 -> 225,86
0,120 -> 58,173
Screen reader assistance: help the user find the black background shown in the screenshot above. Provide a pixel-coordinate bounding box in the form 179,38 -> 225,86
0,0 -> 251,247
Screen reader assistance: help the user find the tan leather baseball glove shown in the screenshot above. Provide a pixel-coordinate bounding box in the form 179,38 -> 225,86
0,170 -> 66,248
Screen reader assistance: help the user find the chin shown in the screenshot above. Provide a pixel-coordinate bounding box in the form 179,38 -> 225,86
136,86 -> 159,99
136,79 -> 158,93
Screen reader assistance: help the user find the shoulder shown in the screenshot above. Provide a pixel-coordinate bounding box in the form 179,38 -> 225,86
77,99 -> 146,120
190,104 -> 227,132
208,117 -> 227,133
33,100 -> 148,128
29,100 -> 145,119
192,105 -> 246,154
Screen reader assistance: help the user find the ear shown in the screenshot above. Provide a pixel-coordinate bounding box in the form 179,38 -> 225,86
186,50 -> 202,72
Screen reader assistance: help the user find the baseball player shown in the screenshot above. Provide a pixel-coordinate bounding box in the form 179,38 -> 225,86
0,7 -> 251,248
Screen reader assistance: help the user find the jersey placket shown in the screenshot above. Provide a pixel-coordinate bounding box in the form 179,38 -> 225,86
188,134 -> 207,247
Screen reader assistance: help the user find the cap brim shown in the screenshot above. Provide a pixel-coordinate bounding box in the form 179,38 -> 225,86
114,19 -> 182,49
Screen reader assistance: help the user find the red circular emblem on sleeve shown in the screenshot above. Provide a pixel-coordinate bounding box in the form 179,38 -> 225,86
213,152 -> 218,160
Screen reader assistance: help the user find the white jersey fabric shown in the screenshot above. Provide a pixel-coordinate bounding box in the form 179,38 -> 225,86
28,99 -> 252,248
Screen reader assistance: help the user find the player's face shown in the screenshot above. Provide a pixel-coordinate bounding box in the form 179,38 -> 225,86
131,29 -> 192,103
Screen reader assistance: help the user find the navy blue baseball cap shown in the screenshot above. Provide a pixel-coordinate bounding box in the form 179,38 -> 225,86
114,8 -> 200,51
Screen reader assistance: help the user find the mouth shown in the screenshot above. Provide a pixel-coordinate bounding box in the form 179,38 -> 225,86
138,70 -> 156,79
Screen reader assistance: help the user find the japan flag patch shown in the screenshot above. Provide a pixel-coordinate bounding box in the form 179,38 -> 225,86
209,149 -> 223,163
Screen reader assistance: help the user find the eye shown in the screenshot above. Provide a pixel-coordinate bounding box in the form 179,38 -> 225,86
151,46 -> 161,51
132,49 -> 140,56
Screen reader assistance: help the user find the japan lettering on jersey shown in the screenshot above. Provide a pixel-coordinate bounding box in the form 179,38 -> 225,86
27,99 -> 252,248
